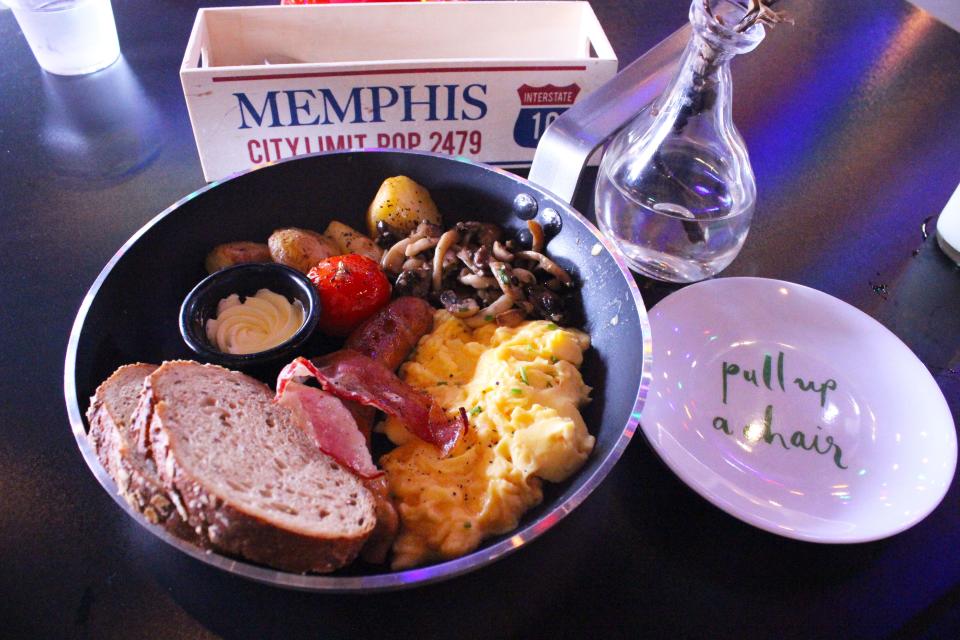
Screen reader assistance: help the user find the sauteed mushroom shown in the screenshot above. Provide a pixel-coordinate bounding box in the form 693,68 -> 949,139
440,290 -> 480,318
527,220 -> 545,253
394,268 -> 430,298
490,261 -> 525,301
382,237 -> 413,274
492,241 -> 513,262
382,217 -> 576,326
512,268 -> 536,284
402,257 -> 425,271
433,229 -> 459,292
459,270 -> 498,289
515,251 -> 573,287
465,294 -> 514,328
406,237 -> 439,257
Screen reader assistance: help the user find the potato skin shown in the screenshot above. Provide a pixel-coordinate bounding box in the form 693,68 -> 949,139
366,176 -> 441,237
268,228 -> 339,274
204,241 -> 272,274
324,221 -> 383,262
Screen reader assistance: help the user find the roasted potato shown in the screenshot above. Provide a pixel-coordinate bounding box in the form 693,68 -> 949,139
323,220 -> 383,262
366,176 -> 441,237
204,241 -> 272,274
268,228 -> 339,274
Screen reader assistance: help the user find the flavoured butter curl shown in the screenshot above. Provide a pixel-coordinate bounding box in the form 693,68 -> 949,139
206,288 -> 304,355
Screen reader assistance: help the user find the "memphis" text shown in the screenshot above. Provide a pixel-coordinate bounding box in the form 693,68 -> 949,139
233,84 -> 488,129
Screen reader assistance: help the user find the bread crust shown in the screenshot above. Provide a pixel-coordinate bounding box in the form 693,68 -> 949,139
86,364 -> 198,542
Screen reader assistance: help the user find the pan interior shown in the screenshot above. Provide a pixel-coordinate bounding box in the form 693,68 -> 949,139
68,150 -> 649,588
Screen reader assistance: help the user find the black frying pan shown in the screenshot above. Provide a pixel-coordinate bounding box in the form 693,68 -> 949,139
62,32 -> 687,590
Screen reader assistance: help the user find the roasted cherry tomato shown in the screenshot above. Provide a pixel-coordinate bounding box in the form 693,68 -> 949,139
307,254 -> 391,336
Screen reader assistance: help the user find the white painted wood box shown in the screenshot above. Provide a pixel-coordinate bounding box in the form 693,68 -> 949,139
180,2 -> 617,181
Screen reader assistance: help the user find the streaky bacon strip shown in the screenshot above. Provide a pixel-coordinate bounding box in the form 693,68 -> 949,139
276,357 -> 319,397
280,353 -> 466,455
275,378 -> 382,479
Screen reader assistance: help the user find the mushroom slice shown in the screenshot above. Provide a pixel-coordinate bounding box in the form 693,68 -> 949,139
459,271 -> 499,289
465,294 -> 515,327
406,236 -> 439,257
401,257 -> 425,271
512,268 -> 536,284
527,220 -> 545,253
439,290 -> 480,318
473,245 -> 491,267
432,229 -> 459,292
515,251 -> 573,286
492,241 -> 513,262
455,221 -> 500,246
381,237 -> 413,274
415,221 -> 443,238
457,247 -> 482,275
490,261 -> 525,300
442,250 -> 459,269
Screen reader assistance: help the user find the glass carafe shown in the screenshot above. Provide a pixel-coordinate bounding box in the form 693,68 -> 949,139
595,0 -> 766,283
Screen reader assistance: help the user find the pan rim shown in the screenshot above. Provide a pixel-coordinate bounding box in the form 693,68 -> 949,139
63,148 -> 653,592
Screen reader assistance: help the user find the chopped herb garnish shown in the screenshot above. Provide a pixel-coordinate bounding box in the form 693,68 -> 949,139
498,267 -> 510,285
484,314 -> 494,322
469,405 -> 483,416
547,323 -> 559,330
464,522 -> 472,529
519,367 -> 529,385
510,388 -> 523,396
550,355 -> 559,364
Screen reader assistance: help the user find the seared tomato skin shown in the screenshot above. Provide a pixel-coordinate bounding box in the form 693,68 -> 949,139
308,254 -> 391,336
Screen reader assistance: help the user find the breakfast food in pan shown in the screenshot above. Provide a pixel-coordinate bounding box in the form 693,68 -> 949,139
138,361 -> 377,573
366,174 -> 441,237
204,241 -> 271,274
88,298 -> 442,572
378,218 -> 575,327
206,288 -> 306,354
382,312 -> 593,569
307,254 -> 391,336
87,176 -> 592,573
86,363 -> 197,539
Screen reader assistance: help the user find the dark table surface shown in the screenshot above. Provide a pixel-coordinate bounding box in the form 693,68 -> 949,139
2,1 -> 959,638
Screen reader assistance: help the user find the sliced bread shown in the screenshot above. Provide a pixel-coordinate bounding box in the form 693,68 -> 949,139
86,363 -> 196,539
87,363 -> 156,481
143,361 -> 376,573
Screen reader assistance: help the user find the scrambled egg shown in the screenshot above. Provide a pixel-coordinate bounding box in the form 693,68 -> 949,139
380,311 -> 593,569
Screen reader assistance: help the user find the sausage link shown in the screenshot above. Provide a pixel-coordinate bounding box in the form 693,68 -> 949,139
345,297 -> 435,372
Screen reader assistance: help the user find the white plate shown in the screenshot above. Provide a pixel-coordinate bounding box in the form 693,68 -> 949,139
642,277 -> 957,543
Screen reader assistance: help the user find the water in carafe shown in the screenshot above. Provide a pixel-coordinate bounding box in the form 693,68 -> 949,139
596,138 -> 754,283
595,0 -> 780,283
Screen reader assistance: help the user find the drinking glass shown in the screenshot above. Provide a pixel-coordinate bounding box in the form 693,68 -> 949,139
8,0 -> 120,76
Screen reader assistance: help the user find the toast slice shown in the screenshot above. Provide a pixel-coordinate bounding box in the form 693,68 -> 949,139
142,361 -> 376,573
86,363 -> 196,539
